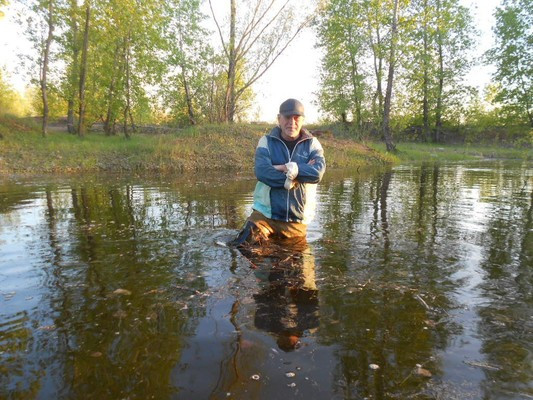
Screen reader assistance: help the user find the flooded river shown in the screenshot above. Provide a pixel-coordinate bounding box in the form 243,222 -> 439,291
1,161 -> 532,399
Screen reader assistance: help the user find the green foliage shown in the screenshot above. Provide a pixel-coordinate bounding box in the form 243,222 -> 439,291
315,0 -> 370,126
0,69 -> 26,116
19,0 -> 224,132
403,0 -> 476,128
486,0 -> 533,127
161,0 -> 219,124
28,83 -> 66,118
316,0 -> 477,142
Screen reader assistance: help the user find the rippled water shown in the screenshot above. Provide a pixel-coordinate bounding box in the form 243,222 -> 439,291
1,161 -> 532,399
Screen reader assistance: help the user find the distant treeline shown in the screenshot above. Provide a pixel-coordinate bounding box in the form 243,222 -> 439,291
0,0 -> 530,148
316,0 -> 532,146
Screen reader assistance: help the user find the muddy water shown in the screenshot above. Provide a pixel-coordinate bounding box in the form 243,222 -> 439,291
0,161 -> 531,399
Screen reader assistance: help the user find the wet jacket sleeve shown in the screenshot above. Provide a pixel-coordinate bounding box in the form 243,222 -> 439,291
254,136 -> 287,188
296,138 -> 326,184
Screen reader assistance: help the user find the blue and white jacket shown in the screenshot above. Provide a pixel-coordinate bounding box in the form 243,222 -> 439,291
253,126 -> 326,224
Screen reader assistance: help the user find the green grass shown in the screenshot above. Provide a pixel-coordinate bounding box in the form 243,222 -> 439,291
1,115 -> 530,175
0,116 -> 392,174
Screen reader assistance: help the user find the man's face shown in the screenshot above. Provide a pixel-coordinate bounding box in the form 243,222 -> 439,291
278,114 -> 304,140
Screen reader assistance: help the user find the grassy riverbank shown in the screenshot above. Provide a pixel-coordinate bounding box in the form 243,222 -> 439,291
0,115 -> 530,175
0,115 -> 394,174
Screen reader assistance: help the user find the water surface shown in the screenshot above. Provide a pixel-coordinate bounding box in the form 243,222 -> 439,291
1,161 -> 532,399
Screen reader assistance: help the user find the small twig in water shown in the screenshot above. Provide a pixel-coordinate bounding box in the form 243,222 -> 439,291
415,294 -> 431,310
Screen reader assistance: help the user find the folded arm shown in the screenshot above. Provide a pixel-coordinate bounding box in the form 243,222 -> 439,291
254,141 -> 288,188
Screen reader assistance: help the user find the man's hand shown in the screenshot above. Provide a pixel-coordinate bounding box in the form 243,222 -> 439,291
274,159 -> 315,172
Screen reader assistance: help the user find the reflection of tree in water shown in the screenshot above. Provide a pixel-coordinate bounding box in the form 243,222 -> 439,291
0,311 -> 42,398
317,166 -> 460,398
0,178 -> 252,398
251,241 -> 319,352
474,173 -> 533,398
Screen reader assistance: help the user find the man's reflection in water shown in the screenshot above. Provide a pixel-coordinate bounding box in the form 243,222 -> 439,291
245,238 -> 319,352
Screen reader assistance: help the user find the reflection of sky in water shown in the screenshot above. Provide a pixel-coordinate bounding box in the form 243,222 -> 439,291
1,197 -> 43,293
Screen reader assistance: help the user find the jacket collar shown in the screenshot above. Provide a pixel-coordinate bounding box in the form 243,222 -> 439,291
269,126 -> 313,141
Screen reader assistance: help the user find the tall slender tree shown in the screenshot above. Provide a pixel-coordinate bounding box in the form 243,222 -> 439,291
40,0 -> 54,137
382,0 -> 399,152
59,0 -> 80,134
77,1 -> 90,137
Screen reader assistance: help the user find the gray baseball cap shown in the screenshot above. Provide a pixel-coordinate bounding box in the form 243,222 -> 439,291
279,98 -> 305,117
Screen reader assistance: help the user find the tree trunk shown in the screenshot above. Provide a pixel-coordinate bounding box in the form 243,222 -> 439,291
67,0 -> 78,135
123,33 -> 131,139
349,49 -> 362,130
341,112 -> 348,123
104,43 -> 121,136
370,24 -> 384,126
175,10 -> 197,126
41,0 -> 54,138
67,99 -> 75,134
525,88 -> 533,126
382,0 -> 398,153
422,0 -> 430,142
78,2 -> 90,137
225,0 -> 236,123
182,69 -> 197,125
434,0 -> 443,143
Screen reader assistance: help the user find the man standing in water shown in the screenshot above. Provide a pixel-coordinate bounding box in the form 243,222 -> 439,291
229,98 -> 326,246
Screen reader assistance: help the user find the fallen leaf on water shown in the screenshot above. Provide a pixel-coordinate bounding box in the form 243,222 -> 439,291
240,339 -> 254,349
91,352 -> 102,357
113,310 -> 127,319
113,289 -> 132,296
416,367 -> 432,378
144,289 -> 165,295
38,325 -> 56,331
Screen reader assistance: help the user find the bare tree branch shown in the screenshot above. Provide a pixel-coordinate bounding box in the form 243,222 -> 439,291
208,0 -> 229,59
236,13 -> 313,98
236,0 -> 290,64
